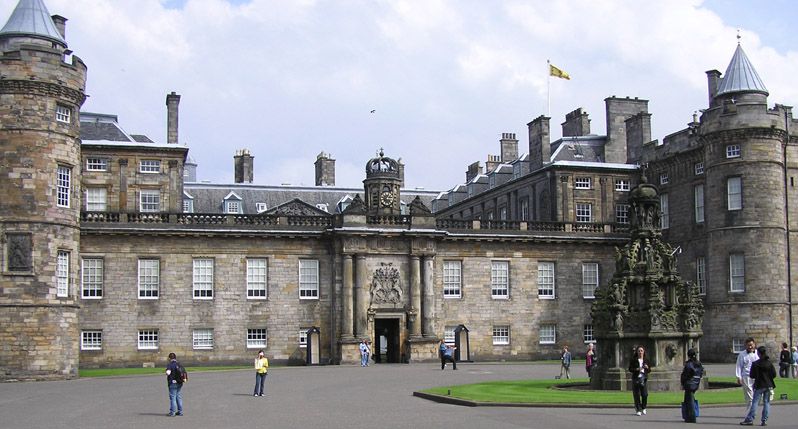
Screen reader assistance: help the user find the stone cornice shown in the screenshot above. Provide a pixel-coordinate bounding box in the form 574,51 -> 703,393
0,79 -> 86,106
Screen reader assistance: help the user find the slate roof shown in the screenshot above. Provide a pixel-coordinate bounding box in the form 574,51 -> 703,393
550,136 -> 606,162
80,113 -> 136,142
716,43 -> 768,97
0,0 -> 66,46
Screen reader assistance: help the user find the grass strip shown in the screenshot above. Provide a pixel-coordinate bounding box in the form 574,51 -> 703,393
79,365 -> 250,378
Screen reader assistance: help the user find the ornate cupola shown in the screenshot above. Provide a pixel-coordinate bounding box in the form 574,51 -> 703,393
363,149 -> 402,215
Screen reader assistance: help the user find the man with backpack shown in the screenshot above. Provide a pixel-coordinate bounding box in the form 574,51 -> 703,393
680,348 -> 703,423
165,352 -> 187,416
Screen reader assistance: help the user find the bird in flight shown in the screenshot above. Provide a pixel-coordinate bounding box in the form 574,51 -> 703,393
370,109 -> 376,113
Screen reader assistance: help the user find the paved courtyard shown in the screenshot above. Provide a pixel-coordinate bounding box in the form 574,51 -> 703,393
0,362 -> 795,429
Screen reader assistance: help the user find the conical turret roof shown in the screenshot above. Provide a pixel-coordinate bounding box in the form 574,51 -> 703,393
716,43 -> 768,97
0,0 -> 66,46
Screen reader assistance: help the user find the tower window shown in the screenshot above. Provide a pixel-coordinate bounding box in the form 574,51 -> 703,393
56,165 -> 71,208
726,144 -> 741,158
56,105 -> 71,123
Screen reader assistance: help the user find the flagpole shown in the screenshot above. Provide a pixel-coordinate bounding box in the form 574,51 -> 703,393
547,59 -> 551,117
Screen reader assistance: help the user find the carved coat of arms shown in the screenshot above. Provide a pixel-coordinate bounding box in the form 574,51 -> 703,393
369,263 -> 403,305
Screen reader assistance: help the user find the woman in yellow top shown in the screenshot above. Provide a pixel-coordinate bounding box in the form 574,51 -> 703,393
253,350 -> 269,396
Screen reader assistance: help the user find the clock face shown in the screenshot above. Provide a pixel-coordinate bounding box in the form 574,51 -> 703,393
380,191 -> 394,207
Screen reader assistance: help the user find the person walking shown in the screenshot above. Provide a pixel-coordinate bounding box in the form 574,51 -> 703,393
778,343 -> 791,378
585,343 -> 596,378
359,339 -> 371,367
253,350 -> 269,396
680,348 -> 704,423
628,345 -> 650,416
559,345 -> 572,379
165,352 -> 185,417
736,337 -> 759,410
439,339 -> 457,370
791,346 -> 798,378
740,346 -> 776,426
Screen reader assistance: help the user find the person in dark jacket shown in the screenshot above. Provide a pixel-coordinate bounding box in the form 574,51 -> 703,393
165,352 -> 184,417
628,345 -> 651,416
740,346 -> 776,426
680,348 -> 703,423
778,342 -> 791,378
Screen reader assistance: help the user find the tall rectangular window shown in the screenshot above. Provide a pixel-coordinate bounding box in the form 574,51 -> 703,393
56,251 -> 69,297
299,259 -> 319,299
727,177 -> 742,210
726,144 -> 741,158
582,263 -> 599,298
730,254 -> 745,292
576,203 -> 592,223
247,258 -> 268,299
694,162 -> 704,175
520,199 -> 529,221
583,324 -> 595,343
140,190 -> 160,212
86,188 -> 107,211
492,326 -> 510,345
443,261 -> 462,298
660,193 -> 669,229
615,204 -> 629,224
56,165 -> 71,207
193,329 -> 213,349
140,160 -> 161,173
539,324 -> 556,344
615,179 -> 630,191
86,157 -> 108,171
56,105 -> 72,123
81,330 -> 102,350
247,328 -> 267,349
575,177 -> 591,189
694,184 -> 704,223
138,259 -> 159,299
193,258 -> 214,299
537,261 -> 555,299
490,261 -> 509,299
138,330 -> 159,350
81,258 -> 103,299
696,257 -> 706,295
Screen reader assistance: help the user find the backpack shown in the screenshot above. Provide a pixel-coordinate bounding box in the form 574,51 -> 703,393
170,363 -> 188,384
686,362 -> 703,390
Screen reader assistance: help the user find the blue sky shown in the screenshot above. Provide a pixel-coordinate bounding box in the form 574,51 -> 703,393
2,0 -> 797,191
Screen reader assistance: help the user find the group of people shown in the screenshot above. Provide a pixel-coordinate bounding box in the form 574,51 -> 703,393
558,343 -> 596,380
736,338 -> 780,426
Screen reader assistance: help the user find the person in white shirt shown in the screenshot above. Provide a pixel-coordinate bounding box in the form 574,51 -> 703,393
735,337 -> 759,409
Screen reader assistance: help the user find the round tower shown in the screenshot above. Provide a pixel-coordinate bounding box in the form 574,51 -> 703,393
699,41 -> 793,356
363,149 -> 402,215
0,0 -> 87,380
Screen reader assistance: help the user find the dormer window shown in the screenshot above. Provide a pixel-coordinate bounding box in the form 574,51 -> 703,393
256,203 -> 268,213
315,203 -> 329,213
183,191 -> 194,213
489,175 -> 496,188
223,191 -> 242,214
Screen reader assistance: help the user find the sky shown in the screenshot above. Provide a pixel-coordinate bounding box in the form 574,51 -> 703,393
2,0 -> 797,191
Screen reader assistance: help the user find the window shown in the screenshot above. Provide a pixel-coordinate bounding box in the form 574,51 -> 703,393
490,261 -> 509,299
443,261 -> 462,298
727,177 -> 742,210
696,257 -> 706,295
726,144 -> 741,158
225,200 -> 241,214
694,185 -> 704,223
299,259 -> 319,299
247,258 -> 268,299
732,339 -> 745,353
56,165 -> 71,207
140,190 -> 160,212
247,328 -> 268,348
193,329 -> 213,349
659,173 -> 669,185
81,330 -> 102,350
316,203 -> 329,213
492,326 -> 510,345
56,251 -> 69,297
86,158 -> 108,171
81,258 -> 103,299
660,193 -> 669,229
539,324 -> 556,344
444,326 -> 456,345
576,203 -> 592,223
299,328 -> 309,348
138,259 -> 159,299
140,160 -> 161,173
56,104 -> 71,123
615,179 -> 630,191
138,330 -> 159,350
183,199 -> 194,213
520,199 -> 529,221
615,204 -> 629,224
499,207 -> 507,220
256,203 -> 268,213
583,324 -> 595,343
582,263 -> 599,298
694,162 -> 704,175
730,254 -> 745,292
537,262 -> 555,299
193,258 -> 214,299
575,177 -> 591,189
86,188 -> 107,211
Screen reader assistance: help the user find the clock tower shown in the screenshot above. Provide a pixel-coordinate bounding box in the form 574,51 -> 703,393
364,149 -> 402,215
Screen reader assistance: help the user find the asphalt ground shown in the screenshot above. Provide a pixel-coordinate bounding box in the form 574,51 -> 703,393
1,362 -> 795,429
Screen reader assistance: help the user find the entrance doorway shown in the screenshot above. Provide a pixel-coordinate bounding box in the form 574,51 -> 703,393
373,318 -> 400,363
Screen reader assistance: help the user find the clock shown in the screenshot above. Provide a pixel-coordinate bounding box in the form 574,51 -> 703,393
380,191 -> 395,207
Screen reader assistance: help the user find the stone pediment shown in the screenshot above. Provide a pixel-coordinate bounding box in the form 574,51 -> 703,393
265,198 -> 331,217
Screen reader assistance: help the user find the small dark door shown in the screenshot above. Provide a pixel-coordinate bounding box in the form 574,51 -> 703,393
373,318 -> 400,363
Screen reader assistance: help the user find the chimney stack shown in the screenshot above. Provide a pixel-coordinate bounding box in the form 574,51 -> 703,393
51,15 -> 67,39
465,161 -> 482,183
485,154 -> 501,174
625,112 -> 652,164
499,132 -> 518,163
528,115 -> 551,170
706,70 -> 722,108
561,108 -> 591,137
314,152 -> 336,186
234,149 -> 254,184
166,92 -> 181,144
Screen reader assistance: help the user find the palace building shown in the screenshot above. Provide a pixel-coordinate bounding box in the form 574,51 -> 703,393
1,0 -> 795,379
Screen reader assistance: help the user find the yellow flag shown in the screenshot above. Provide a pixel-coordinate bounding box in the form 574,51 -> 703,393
549,63 -> 571,80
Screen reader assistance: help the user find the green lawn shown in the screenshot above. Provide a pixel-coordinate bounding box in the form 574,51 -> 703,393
79,365 -> 250,378
422,377 -> 798,405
